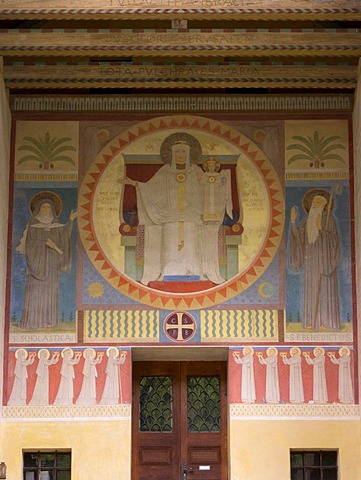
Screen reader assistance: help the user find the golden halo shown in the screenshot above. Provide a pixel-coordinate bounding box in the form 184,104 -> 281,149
313,346 -> 325,357
30,190 -> 63,216
243,346 -> 254,356
267,347 -> 278,356
61,348 -> 74,358
302,189 -> 332,214
106,347 -> 119,358
160,132 -> 202,164
204,157 -> 221,172
290,347 -> 301,356
83,348 -> 96,359
15,348 -> 28,359
339,347 -> 350,356
37,349 -> 50,359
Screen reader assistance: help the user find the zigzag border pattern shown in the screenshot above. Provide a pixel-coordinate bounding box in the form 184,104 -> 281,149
0,8 -> 360,14
1,45 -> 359,52
84,310 -> 159,340
201,309 -> 278,340
78,114 -> 285,310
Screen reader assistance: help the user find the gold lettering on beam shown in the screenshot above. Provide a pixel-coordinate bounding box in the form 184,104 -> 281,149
4,65 -> 358,84
0,32 -> 360,50
0,0 -> 360,9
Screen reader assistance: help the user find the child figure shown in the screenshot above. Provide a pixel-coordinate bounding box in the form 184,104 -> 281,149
202,157 -> 233,284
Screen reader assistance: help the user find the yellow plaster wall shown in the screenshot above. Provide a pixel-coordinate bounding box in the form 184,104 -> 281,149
1,415 -> 361,479
230,419 -> 361,480
1,419 -> 131,480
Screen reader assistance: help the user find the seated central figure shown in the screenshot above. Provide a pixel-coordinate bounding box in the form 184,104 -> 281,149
124,133 -> 204,285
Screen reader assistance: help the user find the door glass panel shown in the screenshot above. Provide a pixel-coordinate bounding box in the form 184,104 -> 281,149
139,376 -> 173,432
187,375 -> 220,432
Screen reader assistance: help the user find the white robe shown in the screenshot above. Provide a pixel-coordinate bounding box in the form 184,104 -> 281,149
305,355 -> 328,404
29,355 -> 58,406
259,355 -> 280,404
8,354 -> 34,406
202,169 -> 233,284
330,355 -> 354,404
135,163 -> 203,284
76,356 -> 102,405
53,355 -> 80,406
282,355 -> 304,404
99,354 -> 126,405
234,354 -> 256,403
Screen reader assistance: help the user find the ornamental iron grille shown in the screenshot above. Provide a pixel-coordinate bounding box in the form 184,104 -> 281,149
139,376 -> 173,432
187,376 -> 221,433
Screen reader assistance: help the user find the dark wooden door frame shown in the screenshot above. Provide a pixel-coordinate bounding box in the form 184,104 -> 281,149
132,361 -> 228,480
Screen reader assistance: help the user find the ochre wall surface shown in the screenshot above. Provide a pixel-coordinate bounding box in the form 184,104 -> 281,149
229,419 -> 361,480
1,419 -> 131,480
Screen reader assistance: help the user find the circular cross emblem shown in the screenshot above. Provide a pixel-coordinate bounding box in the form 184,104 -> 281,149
164,312 -> 196,342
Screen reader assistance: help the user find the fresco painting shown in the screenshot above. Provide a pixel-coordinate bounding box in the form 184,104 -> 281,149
229,346 -> 354,405
78,115 -> 284,309
285,119 -> 352,342
6,347 -> 131,406
5,112 -> 355,405
9,187 -> 78,342
14,120 -> 79,182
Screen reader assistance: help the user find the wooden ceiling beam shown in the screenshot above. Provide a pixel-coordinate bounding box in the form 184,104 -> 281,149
0,0 -> 360,21
0,30 -> 360,58
3,64 -> 357,90
0,12 -> 360,22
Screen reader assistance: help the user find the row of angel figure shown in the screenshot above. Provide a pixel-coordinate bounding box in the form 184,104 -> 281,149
7,347 -> 127,407
233,346 -> 354,405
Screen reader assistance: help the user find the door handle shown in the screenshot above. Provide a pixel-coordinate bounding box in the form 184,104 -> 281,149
182,464 -> 194,479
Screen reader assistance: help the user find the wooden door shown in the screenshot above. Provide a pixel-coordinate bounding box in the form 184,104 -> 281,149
132,361 -> 228,480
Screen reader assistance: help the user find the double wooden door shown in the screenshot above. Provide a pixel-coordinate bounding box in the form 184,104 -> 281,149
132,361 -> 228,480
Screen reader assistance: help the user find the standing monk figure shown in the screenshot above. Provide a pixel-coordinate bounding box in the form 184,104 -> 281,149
17,191 -> 77,329
289,189 -> 341,330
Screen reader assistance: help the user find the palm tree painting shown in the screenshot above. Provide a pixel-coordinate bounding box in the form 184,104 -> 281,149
17,132 -> 76,170
286,131 -> 346,169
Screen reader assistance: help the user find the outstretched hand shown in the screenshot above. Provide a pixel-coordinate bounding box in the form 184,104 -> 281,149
69,209 -> 78,222
119,176 -> 138,187
290,206 -> 297,224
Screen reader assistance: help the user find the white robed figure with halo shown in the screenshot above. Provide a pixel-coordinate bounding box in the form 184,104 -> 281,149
122,133 -> 236,285
29,349 -> 60,406
76,348 -> 104,405
53,348 -> 81,406
100,347 -> 127,405
8,348 -> 36,406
